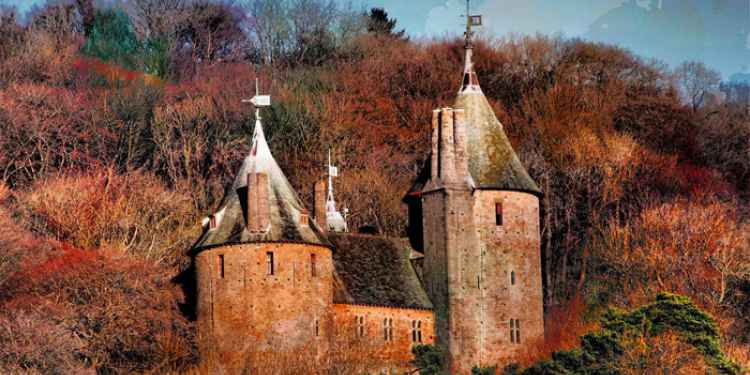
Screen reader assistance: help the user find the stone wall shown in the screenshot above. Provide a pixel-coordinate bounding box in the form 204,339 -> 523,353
472,190 -> 544,366
331,304 -> 435,373
195,242 -> 334,374
422,189 -> 543,373
422,186 -> 483,374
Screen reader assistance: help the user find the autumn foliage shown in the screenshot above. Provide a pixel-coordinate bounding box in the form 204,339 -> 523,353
0,0 -> 749,373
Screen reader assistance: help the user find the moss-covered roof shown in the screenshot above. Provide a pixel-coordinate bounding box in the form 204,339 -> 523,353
407,47 -> 541,197
328,233 -> 432,310
455,91 -> 541,194
192,118 -> 328,253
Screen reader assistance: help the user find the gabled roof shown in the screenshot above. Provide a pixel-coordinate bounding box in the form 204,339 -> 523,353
192,117 -> 329,253
407,46 -> 541,197
328,233 -> 432,310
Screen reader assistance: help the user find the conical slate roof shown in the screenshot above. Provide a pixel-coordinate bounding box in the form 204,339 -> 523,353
454,86 -> 540,194
192,116 -> 329,252
408,47 -> 541,197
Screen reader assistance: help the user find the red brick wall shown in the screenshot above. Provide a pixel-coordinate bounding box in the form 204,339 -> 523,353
331,304 -> 435,373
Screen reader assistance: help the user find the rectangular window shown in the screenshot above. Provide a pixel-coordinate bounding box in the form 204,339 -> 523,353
417,321 -> 422,343
383,318 -> 393,342
412,320 -> 422,343
219,254 -> 225,279
510,319 -> 520,344
516,319 -> 521,343
511,271 -> 516,285
383,318 -> 388,341
356,316 -> 365,337
266,252 -> 274,275
311,253 -> 317,277
388,318 -> 393,341
495,202 -> 503,226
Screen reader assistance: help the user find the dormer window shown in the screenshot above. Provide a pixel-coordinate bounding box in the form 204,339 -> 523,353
209,215 -> 217,230
300,213 -> 309,226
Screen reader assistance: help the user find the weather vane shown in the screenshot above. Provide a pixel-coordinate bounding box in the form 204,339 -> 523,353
241,78 -> 271,120
464,0 -> 482,48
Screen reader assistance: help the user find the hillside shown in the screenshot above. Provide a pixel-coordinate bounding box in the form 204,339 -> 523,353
0,1 -> 748,373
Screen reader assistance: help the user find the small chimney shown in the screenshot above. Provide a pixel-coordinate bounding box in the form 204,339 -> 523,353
313,179 -> 327,231
439,107 -> 456,182
247,172 -> 270,232
430,109 -> 440,181
453,108 -> 469,180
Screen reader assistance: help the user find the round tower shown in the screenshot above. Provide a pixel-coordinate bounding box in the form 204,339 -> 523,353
191,104 -> 333,374
405,9 -> 544,371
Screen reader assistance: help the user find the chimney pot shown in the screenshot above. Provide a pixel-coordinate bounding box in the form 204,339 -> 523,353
313,180 -> 327,231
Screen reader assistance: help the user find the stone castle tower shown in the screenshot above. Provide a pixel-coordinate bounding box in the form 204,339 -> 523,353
404,29 -> 544,373
190,109 -> 335,373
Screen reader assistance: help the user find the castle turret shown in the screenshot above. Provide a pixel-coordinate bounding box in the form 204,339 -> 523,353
405,4 -> 544,371
191,87 -> 333,374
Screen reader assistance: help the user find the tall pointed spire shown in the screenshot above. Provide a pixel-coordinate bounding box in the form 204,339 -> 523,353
460,0 -> 482,93
407,3 -> 541,198
192,79 -> 329,251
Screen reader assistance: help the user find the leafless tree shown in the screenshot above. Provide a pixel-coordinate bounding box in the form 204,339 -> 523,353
674,60 -> 722,111
127,0 -> 186,38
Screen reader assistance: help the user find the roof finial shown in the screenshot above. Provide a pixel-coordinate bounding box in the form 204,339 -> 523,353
465,0 -> 473,49
242,77 -> 271,122
460,1 -> 483,93
325,148 -> 348,232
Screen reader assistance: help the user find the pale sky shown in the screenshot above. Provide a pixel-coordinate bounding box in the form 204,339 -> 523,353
3,0 -> 749,78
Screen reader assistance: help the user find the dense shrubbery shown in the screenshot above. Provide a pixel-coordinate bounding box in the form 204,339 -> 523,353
507,293 -> 740,374
0,0 -> 748,373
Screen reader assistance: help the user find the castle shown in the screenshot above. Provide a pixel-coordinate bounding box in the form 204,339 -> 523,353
189,22 -> 544,375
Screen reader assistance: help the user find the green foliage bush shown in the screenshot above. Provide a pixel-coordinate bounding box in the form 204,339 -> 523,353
82,9 -> 141,71
506,293 -> 741,375
473,365 -> 498,375
412,344 -> 448,375
81,9 -> 171,78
